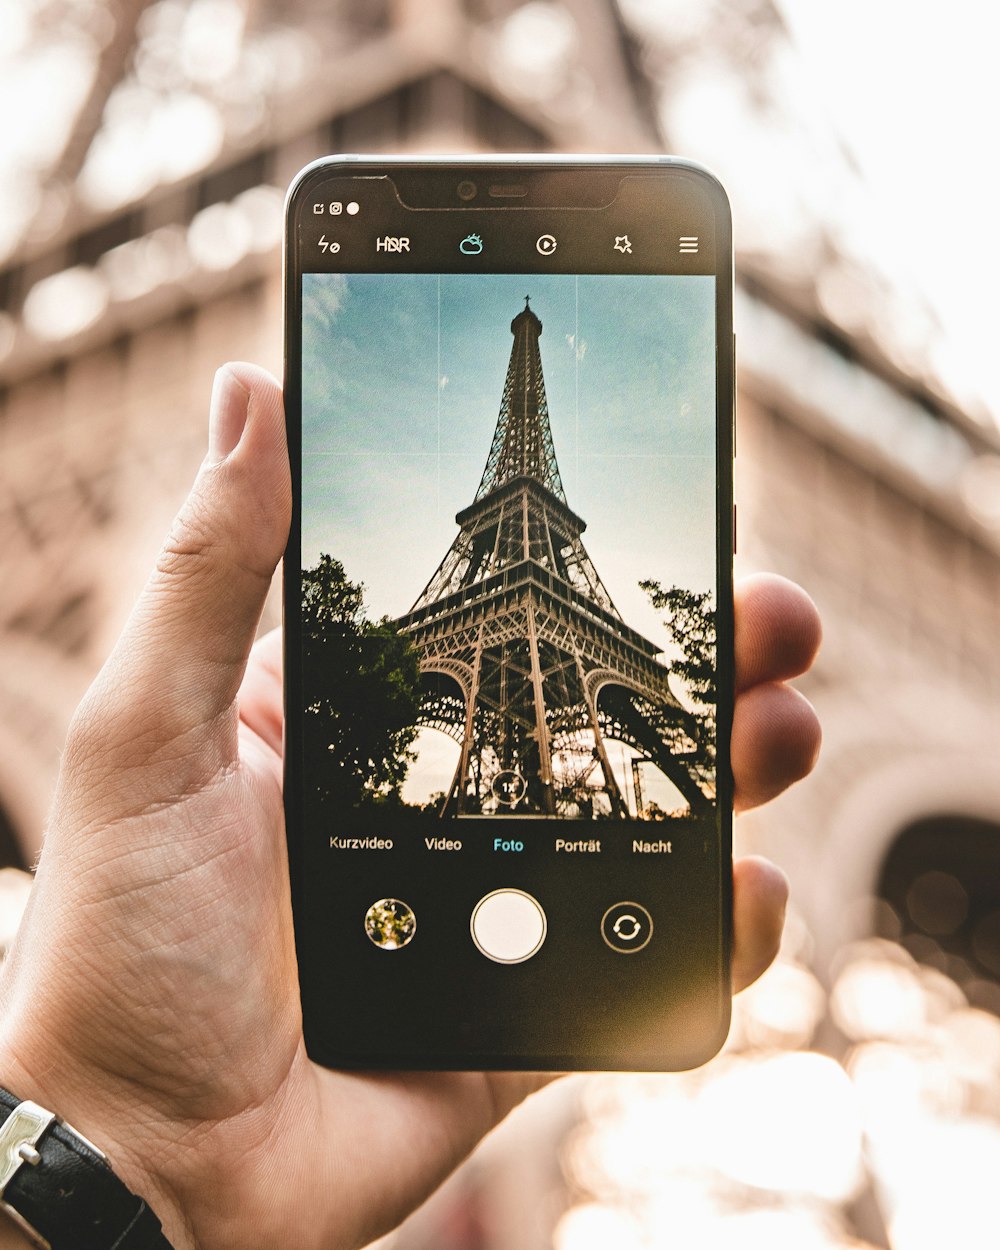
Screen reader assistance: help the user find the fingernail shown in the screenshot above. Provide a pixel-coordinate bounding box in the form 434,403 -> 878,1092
208,366 -> 251,463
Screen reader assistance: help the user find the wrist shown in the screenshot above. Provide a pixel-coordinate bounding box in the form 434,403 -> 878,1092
0,1049 -> 191,1250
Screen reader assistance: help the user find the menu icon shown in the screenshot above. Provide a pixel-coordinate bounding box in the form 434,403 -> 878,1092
679,236 -> 699,254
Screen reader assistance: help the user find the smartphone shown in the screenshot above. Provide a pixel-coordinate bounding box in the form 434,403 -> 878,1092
283,156 -> 734,1071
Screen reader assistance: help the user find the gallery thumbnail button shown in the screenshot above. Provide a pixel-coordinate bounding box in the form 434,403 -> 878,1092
471,889 -> 547,964
601,901 -> 653,954
364,898 -> 416,950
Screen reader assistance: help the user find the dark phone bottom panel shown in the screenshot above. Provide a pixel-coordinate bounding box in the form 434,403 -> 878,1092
296,806 -> 731,1071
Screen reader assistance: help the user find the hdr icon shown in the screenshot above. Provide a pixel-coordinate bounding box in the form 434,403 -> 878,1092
376,236 -> 410,252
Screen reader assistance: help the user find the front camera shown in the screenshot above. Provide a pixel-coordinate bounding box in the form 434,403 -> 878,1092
456,180 -> 478,201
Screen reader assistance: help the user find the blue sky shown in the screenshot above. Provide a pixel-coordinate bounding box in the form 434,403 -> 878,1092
301,272 -> 717,652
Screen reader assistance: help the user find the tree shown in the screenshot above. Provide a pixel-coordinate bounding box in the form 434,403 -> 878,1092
639,581 -> 716,769
301,555 -> 421,807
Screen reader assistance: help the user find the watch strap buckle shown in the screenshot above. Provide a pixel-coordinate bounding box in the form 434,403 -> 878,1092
0,1102 -> 54,1195
0,1102 -> 55,1248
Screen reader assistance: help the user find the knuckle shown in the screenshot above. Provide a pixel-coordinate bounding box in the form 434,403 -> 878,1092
61,685 -> 118,779
154,492 -> 223,587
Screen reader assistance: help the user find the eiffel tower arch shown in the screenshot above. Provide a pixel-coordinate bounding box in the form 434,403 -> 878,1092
394,299 -> 714,820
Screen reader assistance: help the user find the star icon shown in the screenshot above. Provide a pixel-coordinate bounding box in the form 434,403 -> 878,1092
613,235 -> 632,254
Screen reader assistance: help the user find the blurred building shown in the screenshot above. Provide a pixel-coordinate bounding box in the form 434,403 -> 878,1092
2,2 -> 1000,1248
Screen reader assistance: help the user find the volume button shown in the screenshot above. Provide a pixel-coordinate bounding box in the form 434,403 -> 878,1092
732,331 -> 737,457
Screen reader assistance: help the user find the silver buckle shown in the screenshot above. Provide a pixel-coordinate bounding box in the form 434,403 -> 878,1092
0,1101 -> 55,1249
0,1101 -> 53,1194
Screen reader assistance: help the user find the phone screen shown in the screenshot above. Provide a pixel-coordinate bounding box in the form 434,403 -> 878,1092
284,160 -> 734,1070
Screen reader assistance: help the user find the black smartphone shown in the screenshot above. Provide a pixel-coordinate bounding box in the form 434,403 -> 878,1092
283,156 -> 734,1071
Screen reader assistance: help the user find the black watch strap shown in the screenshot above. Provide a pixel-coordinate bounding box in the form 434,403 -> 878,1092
0,1088 -> 174,1250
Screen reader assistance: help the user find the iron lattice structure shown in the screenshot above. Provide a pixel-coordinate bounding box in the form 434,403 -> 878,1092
394,301 -> 713,818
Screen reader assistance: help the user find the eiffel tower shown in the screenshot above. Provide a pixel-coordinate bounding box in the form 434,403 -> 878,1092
394,299 -> 713,819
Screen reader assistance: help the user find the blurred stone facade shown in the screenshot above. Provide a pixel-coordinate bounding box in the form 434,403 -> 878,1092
2,4 -> 1000,1243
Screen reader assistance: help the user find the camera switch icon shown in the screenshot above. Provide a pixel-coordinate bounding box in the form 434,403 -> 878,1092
601,901 -> 653,954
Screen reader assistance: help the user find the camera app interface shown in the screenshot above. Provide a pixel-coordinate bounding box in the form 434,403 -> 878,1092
295,242 -> 727,1065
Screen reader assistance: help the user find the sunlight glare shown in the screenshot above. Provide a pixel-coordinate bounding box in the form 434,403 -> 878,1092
23,267 -> 109,341
80,90 -> 223,211
847,1042 -> 963,1130
496,3 -> 578,83
180,0 -> 245,84
187,202 -> 253,271
100,226 -> 191,301
0,40 -> 95,170
735,957 -> 826,1050
882,1119 -> 1000,1250
695,1053 -> 863,1202
553,1202 -> 644,1250
829,950 -> 929,1042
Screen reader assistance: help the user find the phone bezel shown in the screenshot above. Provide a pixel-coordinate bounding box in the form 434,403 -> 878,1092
283,155 -> 735,1072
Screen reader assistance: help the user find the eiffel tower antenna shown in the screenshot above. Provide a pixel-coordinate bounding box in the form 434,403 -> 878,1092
395,301 -> 712,819
474,300 -> 565,504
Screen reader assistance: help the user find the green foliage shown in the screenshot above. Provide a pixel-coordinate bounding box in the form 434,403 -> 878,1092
301,555 -> 421,807
640,580 -> 716,767
639,583 -> 716,709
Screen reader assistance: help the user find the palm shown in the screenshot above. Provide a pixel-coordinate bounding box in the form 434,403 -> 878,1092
219,634 -> 542,1248
0,628 -> 536,1250
64,630 -> 541,1250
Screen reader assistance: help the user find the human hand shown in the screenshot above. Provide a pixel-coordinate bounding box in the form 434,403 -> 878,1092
0,364 -> 820,1250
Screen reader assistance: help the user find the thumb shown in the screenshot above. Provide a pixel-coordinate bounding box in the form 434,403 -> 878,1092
68,363 -> 290,785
